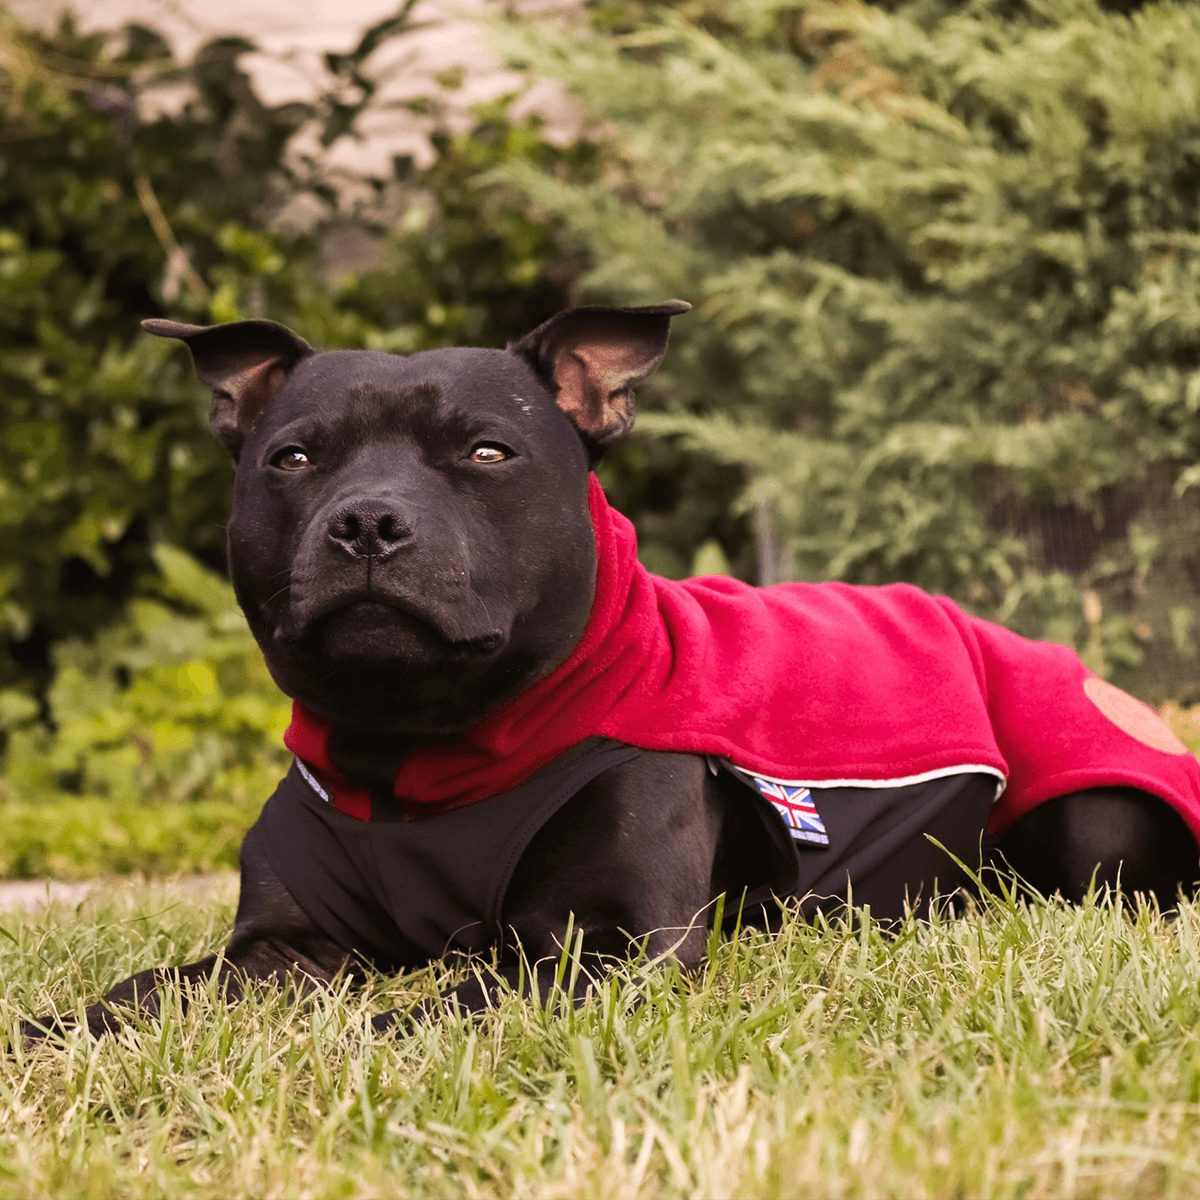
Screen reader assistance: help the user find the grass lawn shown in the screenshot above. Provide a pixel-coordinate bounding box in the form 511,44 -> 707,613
2,878 -> 1200,1198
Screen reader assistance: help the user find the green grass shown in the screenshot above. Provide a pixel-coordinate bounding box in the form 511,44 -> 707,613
3,879 -> 1200,1198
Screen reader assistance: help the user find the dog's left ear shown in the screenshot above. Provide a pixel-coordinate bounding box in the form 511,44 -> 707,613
510,300 -> 691,463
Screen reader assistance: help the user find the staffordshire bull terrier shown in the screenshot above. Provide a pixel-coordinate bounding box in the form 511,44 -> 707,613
26,301 -> 1200,1039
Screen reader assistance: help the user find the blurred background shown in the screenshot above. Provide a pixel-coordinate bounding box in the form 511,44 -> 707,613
3,0 -> 1200,879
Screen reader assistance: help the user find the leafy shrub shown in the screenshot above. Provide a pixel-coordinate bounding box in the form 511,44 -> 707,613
0,796 -> 250,878
0,545 -> 291,806
0,545 -> 287,877
0,11 -> 321,692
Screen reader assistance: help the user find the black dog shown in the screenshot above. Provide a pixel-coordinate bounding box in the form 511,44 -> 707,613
27,301 -> 1200,1040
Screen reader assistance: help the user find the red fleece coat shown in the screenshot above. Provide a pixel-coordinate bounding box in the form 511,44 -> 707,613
285,476 -> 1200,840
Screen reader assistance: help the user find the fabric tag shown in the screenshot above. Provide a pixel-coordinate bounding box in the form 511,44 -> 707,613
745,774 -> 830,846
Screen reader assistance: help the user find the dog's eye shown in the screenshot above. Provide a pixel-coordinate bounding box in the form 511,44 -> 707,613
273,448 -> 311,471
470,443 -> 510,464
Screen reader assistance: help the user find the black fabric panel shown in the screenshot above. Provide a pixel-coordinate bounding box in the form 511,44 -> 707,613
257,744 -> 999,965
362,737 -> 643,956
256,738 -> 644,962
717,765 -> 997,924
255,768 -> 421,967
794,773 -> 998,921
710,765 -> 803,925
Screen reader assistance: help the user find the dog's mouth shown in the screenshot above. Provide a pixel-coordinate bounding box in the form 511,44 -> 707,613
306,598 -> 504,664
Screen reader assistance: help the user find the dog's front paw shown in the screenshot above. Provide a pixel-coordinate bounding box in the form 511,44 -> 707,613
17,1000 -> 131,1047
370,1008 -> 414,1036
369,992 -> 471,1036
82,999 -> 138,1038
17,1014 -> 76,1047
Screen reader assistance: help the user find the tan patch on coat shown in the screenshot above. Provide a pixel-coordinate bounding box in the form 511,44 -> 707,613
1083,676 -> 1189,755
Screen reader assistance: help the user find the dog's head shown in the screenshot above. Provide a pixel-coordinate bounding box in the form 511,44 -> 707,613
146,302 -> 689,736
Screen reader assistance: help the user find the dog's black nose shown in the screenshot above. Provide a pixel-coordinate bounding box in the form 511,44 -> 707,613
328,501 -> 412,558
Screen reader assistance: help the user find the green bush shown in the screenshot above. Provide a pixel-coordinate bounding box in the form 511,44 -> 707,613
0,546 -> 287,877
0,549 -> 286,878
0,545 -> 291,806
11,0 -> 1200,879
0,10 -> 325,692
495,0 -> 1200,699
0,797 -> 250,878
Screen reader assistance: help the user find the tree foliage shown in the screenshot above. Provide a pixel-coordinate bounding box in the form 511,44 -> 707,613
496,0 -> 1200,698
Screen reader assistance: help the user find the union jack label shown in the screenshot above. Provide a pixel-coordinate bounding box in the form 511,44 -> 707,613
747,775 -> 829,846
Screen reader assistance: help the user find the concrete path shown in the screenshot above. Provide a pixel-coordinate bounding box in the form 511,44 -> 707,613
0,874 -> 238,915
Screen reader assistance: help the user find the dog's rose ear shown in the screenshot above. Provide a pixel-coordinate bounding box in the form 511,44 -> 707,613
143,318 -> 313,458
510,300 -> 691,462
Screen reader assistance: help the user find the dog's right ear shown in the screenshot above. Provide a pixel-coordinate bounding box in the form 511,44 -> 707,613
143,318 -> 313,458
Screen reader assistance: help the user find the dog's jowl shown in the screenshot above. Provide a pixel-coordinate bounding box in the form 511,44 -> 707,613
27,301 -> 1200,1039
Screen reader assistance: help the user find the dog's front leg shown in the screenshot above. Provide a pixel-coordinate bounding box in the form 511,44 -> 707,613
373,752 -> 729,1032
24,826 -> 351,1042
